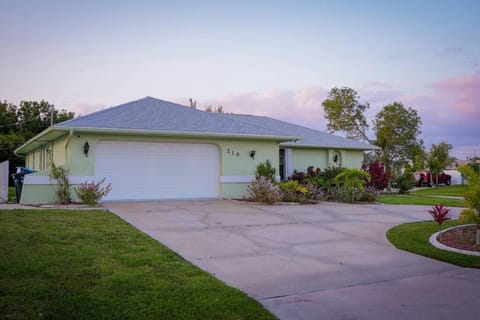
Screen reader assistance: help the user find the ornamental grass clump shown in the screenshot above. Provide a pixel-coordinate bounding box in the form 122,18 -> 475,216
75,178 -> 112,206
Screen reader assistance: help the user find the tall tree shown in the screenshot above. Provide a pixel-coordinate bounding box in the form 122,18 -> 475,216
321,87 -> 371,142
17,100 -> 74,141
374,102 -> 422,187
0,100 -> 74,177
0,101 -> 18,134
426,141 -> 455,186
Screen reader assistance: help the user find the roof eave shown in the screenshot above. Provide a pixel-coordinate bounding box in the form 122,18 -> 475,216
56,126 -> 301,142
280,142 -> 380,150
15,127 -> 72,156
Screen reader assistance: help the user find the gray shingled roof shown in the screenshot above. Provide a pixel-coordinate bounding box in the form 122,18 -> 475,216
56,96 -> 377,150
220,114 -> 378,150
56,97 -> 295,139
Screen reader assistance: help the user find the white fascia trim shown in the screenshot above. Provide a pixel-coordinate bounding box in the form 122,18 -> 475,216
24,175 -> 96,185
220,175 -> 256,183
64,126 -> 300,142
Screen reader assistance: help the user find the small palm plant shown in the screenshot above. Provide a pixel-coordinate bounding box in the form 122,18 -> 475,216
333,168 -> 371,202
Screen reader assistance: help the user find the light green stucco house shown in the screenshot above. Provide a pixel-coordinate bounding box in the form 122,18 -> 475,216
15,97 -> 377,204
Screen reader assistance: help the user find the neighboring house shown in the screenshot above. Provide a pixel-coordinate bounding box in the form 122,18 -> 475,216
15,97 -> 377,204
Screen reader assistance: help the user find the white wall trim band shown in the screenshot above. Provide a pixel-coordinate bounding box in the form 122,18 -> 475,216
220,175 -> 281,183
24,175 -> 97,185
220,175 -> 256,183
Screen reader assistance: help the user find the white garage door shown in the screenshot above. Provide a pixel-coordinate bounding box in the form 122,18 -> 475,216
95,141 -> 220,201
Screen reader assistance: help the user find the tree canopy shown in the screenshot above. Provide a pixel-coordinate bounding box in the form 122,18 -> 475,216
321,87 -> 370,142
0,100 -> 75,175
373,102 -> 422,171
426,141 -> 454,185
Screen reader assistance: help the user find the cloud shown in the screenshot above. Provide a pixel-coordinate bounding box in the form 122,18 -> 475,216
70,103 -> 108,117
201,71 -> 480,159
201,86 -> 329,130
399,72 -> 480,158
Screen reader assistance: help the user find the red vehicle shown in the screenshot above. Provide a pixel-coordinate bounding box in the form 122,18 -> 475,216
414,171 -> 451,187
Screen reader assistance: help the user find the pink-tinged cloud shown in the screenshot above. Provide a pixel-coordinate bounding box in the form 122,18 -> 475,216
70,103 -> 108,117
430,73 -> 480,114
202,87 -> 329,130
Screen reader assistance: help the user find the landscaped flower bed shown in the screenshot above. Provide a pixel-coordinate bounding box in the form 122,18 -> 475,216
438,224 -> 480,252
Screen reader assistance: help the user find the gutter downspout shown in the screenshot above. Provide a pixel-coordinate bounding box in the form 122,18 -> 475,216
65,129 -> 74,164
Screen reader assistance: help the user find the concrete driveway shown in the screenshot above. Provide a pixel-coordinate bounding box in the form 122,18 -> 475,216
105,200 -> 480,320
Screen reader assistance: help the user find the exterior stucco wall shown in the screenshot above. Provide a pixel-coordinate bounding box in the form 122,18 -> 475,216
20,133 -> 280,203
289,149 -> 329,175
288,148 -> 365,177
342,150 -> 365,169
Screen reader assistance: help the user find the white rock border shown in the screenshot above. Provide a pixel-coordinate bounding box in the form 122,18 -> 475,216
429,224 -> 480,256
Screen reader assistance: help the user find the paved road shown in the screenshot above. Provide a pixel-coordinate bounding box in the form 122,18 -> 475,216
105,200 -> 480,320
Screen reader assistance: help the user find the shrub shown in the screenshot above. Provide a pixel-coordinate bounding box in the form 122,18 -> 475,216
458,164 -> 480,244
333,168 -> 370,202
255,160 -> 276,182
279,180 -> 305,202
303,184 -> 327,203
289,166 -> 344,188
328,186 -> 354,203
356,185 -> 379,202
321,166 -> 345,185
247,176 -> 282,204
75,178 -> 112,206
49,163 -> 71,204
395,172 -> 415,194
362,159 -> 390,190
458,208 -> 480,225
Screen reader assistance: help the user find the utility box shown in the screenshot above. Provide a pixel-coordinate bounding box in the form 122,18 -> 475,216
0,161 -> 8,203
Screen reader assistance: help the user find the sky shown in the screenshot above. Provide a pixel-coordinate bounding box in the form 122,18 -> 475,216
1,0 -> 479,159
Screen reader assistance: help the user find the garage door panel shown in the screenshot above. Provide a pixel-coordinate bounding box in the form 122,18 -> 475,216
95,141 -> 219,200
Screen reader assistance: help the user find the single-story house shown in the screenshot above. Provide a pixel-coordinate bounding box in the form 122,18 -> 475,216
15,97 -> 378,203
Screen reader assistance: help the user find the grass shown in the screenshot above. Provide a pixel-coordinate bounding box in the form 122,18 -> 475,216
411,184 -> 468,197
377,185 -> 467,207
377,194 -> 466,207
8,187 -> 16,202
387,220 -> 480,268
0,209 -> 276,320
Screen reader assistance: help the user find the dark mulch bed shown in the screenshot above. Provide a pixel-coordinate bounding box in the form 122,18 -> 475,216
438,224 -> 480,252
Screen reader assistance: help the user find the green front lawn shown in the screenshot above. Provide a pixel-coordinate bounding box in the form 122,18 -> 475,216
8,187 -> 16,202
387,220 -> 480,268
377,185 -> 467,207
0,209 -> 276,320
411,185 -> 468,197
377,194 -> 466,207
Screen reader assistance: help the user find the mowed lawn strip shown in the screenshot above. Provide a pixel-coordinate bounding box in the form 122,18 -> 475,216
377,194 -> 466,207
387,220 -> 480,268
377,185 -> 467,207
0,209 -> 276,320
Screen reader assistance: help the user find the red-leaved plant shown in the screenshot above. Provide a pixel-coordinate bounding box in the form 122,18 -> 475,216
428,204 -> 451,230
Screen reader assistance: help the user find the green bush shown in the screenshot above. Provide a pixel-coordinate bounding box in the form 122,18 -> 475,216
356,185 -> 379,202
333,168 -> 370,202
247,176 -> 282,204
396,172 -> 415,194
278,180 -> 325,203
255,160 -> 276,182
289,166 -> 345,188
328,186 -> 354,203
75,178 -> 112,206
279,180 -> 306,202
